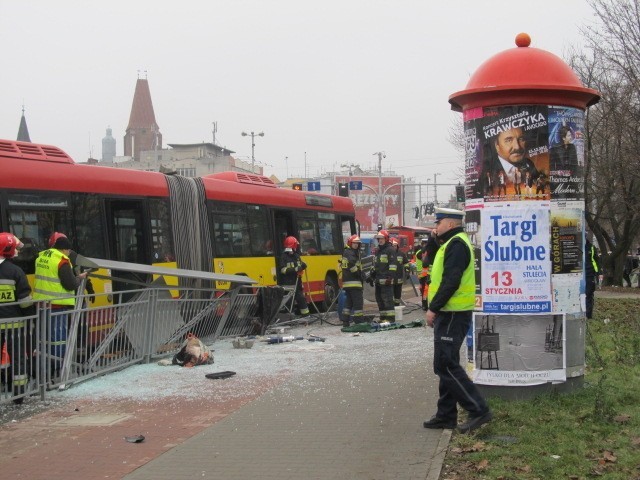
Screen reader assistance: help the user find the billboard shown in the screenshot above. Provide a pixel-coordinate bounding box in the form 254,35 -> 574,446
335,175 -> 403,231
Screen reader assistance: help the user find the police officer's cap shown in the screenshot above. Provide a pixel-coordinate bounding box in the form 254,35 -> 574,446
434,207 -> 465,223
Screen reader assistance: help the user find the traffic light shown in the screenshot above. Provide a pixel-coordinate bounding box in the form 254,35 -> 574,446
455,185 -> 465,203
337,182 -> 349,197
292,183 -> 303,191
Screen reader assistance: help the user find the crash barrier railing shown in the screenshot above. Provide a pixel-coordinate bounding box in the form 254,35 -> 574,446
0,308 -> 41,404
0,284 -> 261,404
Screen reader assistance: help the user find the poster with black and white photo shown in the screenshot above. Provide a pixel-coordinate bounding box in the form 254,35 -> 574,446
471,313 -> 566,386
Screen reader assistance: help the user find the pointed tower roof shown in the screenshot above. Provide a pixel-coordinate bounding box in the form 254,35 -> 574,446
17,106 -> 31,143
127,78 -> 159,129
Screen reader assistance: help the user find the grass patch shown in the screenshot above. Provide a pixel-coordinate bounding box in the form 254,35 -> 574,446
441,298 -> 640,479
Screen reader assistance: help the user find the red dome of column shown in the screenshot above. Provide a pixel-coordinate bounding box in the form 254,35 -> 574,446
449,33 -> 600,111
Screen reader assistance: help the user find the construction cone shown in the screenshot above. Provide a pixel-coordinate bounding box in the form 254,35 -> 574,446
0,342 -> 10,368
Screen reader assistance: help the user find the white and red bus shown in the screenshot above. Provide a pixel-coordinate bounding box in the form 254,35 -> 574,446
0,139 -> 356,310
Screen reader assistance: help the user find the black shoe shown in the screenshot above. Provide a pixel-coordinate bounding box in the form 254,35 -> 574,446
342,321 -> 351,328
423,415 -> 456,429
457,410 -> 493,433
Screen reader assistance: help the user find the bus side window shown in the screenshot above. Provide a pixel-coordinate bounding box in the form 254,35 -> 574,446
301,239 -> 318,255
7,197 -> 72,275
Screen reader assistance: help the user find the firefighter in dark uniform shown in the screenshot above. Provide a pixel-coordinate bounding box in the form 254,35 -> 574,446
340,235 -> 364,327
278,236 -> 310,317
370,230 -> 397,323
0,233 -> 34,404
390,237 -> 409,307
423,208 -> 492,434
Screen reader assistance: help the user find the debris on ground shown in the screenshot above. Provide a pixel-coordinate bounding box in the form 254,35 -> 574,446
205,371 -> 236,380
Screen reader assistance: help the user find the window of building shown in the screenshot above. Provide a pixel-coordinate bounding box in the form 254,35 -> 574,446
176,167 -> 196,177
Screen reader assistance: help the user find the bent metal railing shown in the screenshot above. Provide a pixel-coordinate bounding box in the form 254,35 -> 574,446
0,284 -> 260,404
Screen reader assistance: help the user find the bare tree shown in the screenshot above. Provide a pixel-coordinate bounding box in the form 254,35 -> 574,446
570,0 -> 640,285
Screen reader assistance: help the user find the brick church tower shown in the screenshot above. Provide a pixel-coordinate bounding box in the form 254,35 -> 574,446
124,76 -> 162,161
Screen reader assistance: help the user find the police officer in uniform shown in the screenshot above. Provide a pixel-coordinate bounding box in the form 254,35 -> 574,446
340,235 -> 364,327
423,208 -> 492,433
0,233 -> 34,403
371,230 -> 398,323
278,236 -> 310,317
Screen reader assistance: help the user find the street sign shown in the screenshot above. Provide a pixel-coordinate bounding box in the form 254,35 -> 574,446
308,181 -> 321,191
349,180 -> 363,191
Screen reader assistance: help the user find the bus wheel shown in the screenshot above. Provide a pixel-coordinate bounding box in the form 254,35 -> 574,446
322,275 -> 339,312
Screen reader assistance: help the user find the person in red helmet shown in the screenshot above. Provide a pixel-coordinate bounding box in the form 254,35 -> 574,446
0,232 -> 34,403
33,232 -> 88,380
371,229 -> 398,323
48,232 -> 95,301
278,236 -> 309,317
340,235 -> 364,327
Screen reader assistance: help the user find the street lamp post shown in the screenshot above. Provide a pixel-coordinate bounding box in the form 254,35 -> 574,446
373,152 -> 385,226
433,173 -> 441,204
241,130 -> 264,173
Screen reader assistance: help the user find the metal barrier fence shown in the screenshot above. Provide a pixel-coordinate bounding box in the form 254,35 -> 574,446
0,309 -> 41,404
0,284 -> 260,404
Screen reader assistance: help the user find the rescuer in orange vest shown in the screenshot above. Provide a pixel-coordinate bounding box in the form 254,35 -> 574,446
415,233 -> 439,310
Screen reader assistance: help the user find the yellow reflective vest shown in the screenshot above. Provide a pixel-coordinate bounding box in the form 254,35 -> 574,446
33,249 -> 76,306
428,232 -> 475,311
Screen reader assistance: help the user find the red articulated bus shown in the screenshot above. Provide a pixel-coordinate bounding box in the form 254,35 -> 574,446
0,139 -> 357,312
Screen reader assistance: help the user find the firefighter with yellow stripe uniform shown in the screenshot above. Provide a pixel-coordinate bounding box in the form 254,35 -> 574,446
390,237 -> 409,307
372,230 -> 398,323
278,236 -> 310,317
33,234 -> 87,376
340,235 -> 364,327
0,233 -> 34,404
423,208 -> 491,434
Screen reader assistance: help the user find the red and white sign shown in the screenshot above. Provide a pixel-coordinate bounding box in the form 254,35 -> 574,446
335,175 -> 403,231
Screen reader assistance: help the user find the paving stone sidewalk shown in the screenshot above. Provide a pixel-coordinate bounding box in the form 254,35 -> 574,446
123,327 -> 447,480
0,297 -> 451,480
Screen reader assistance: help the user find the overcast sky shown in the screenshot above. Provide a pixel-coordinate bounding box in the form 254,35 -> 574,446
0,1 -> 595,190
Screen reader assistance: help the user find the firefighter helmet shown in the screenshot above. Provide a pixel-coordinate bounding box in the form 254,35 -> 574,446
48,232 -> 68,248
390,237 -> 399,246
375,229 -> 389,241
283,236 -> 299,249
0,232 -> 17,259
346,235 -> 361,248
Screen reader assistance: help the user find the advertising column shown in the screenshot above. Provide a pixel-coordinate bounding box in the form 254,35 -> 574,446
464,105 -> 585,386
